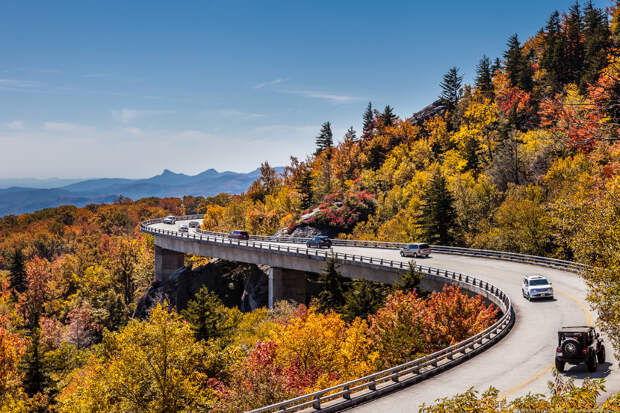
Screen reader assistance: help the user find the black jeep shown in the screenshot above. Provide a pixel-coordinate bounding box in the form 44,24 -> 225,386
555,326 -> 605,372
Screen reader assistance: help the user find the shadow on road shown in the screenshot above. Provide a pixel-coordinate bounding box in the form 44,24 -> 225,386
563,362 -> 613,379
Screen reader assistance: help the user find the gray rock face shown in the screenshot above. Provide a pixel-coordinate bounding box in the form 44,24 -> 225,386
287,225 -> 332,238
408,99 -> 447,126
134,260 -> 268,319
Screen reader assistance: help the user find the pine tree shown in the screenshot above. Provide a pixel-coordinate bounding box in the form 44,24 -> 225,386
181,286 -> 233,342
504,34 -> 524,89
296,167 -> 313,210
475,55 -> 493,97
342,279 -> 387,321
315,259 -> 347,313
419,168 -> 457,244
362,102 -> 374,139
20,329 -> 48,396
315,121 -> 333,156
9,248 -> 26,293
379,105 -> 398,128
439,67 -> 463,111
344,126 -> 357,142
463,136 -> 481,173
541,11 -> 566,92
491,57 -> 501,74
519,50 -> 534,92
394,262 -> 425,293
565,1 -> 584,84
581,1 -> 611,90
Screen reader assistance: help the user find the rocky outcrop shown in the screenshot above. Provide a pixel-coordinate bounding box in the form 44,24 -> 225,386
408,99 -> 447,126
134,260 -> 268,319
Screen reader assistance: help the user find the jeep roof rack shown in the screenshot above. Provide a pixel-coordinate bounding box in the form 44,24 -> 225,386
559,326 -> 593,333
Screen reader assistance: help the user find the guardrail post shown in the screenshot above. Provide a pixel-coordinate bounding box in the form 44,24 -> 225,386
313,395 -> 320,410
368,378 -> 377,391
343,385 -> 351,400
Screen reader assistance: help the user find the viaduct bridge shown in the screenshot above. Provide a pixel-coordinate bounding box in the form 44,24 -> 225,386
141,215 -> 620,412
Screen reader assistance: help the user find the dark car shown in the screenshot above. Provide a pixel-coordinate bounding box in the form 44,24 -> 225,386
555,326 -> 605,372
228,230 -> 249,240
306,236 -> 332,249
188,221 -> 200,228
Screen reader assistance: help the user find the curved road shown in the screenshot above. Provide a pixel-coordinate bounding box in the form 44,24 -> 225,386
149,219 -> 620,410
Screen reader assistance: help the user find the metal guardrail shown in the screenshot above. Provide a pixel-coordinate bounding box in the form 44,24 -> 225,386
140,216 -> 515,413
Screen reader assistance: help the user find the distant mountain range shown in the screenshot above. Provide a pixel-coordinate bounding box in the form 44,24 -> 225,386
0,168 -> 282,217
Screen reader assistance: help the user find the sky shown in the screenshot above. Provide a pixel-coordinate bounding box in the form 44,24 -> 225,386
0,0 -> 611,179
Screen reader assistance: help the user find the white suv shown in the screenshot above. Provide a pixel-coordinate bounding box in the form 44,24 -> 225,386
522,275 -> 554,301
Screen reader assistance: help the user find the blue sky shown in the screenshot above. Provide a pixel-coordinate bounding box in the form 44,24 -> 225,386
0,0 -> 611,179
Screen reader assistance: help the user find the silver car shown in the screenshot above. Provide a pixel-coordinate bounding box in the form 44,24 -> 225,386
163,216 -> 176,224
400,243 -> 431,258
179,223 -> 189,233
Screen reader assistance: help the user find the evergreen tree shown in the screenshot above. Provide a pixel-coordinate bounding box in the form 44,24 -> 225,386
519,50 -> 534,92
491,57 -> 501,74
541,11 -> 566,92
181,286 -> 234,342
9,248 -> 26,293
439,67 -> 463,111
342,279 -> 388,321
315,259 -> 347,313
20,329 -> 48,397
475,55 -> 493,97
394,262 -> 425,293
463,136 -> 481,173
296,167 -> 314,210
379,105 -> 398,128
504,33 -> 524,87
419,168 -> 457,244
344,126 -> 357,142
314,121 -> 333,156
362,102 -> 374,139
565,1 -> 584,85
581,1 -> 611,90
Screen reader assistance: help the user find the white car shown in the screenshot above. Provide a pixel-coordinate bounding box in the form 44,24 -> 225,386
179,223 -> 189,233
522,275 -> 554,300
163,216 -> 176,224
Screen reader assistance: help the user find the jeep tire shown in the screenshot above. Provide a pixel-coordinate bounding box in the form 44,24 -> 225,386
555,359 -> 565,372
587,354 -> 598,372
598,346 -> 606,364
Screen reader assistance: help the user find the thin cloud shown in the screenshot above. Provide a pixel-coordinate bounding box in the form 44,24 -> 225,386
216,109 -> 264,120
6,120 -> 25,130
83,73 -> 110,78
111,108 -> 176,123
283,89 -> 357,103
123,127 -> 144,137
0,78 -> 37,88
43,122 -> 82,132
253,77 -> 287,89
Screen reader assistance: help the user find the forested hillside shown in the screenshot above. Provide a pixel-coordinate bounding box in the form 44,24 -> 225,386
1,1 -> 620,411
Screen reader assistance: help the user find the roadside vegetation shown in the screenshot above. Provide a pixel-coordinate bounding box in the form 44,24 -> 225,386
1,0 -> 620,410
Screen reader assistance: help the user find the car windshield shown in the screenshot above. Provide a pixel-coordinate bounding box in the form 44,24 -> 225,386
419,244 -> 429,249
530,279 -> 549,286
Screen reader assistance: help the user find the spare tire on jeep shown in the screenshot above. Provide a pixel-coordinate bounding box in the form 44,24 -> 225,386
562,338 -> 581,358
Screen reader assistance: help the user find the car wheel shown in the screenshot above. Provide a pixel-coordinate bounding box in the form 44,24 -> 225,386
555,359 -> 565,372
400,251 -> 404,257
414,252 -> 418,258
587,354 -> 598,372
598,346 -> 606,364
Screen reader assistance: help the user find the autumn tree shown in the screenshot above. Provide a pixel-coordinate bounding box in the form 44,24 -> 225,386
394,262 -> 425,294
58,304 -> 218,412
342,279 -> 388,321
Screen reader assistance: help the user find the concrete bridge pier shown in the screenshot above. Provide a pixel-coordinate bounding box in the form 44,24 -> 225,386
268,267 -> 308,308
154,246 -> 185,283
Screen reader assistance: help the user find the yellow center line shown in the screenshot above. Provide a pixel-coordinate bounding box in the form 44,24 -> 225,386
499,287 -> 593,399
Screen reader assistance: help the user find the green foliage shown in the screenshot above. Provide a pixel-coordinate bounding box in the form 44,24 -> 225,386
439,67 -> 463,111
314,259 -> 347,313
419,168 -> 457,244
314,121 -> 334,156
9,249 -> 26,293
475,55 -> 493,97
182,286 -> 238,343
342,279 -> 389,322
394,262 -> 424,294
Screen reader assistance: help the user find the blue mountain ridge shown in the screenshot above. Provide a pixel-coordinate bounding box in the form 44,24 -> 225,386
0,167 -> 284,217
